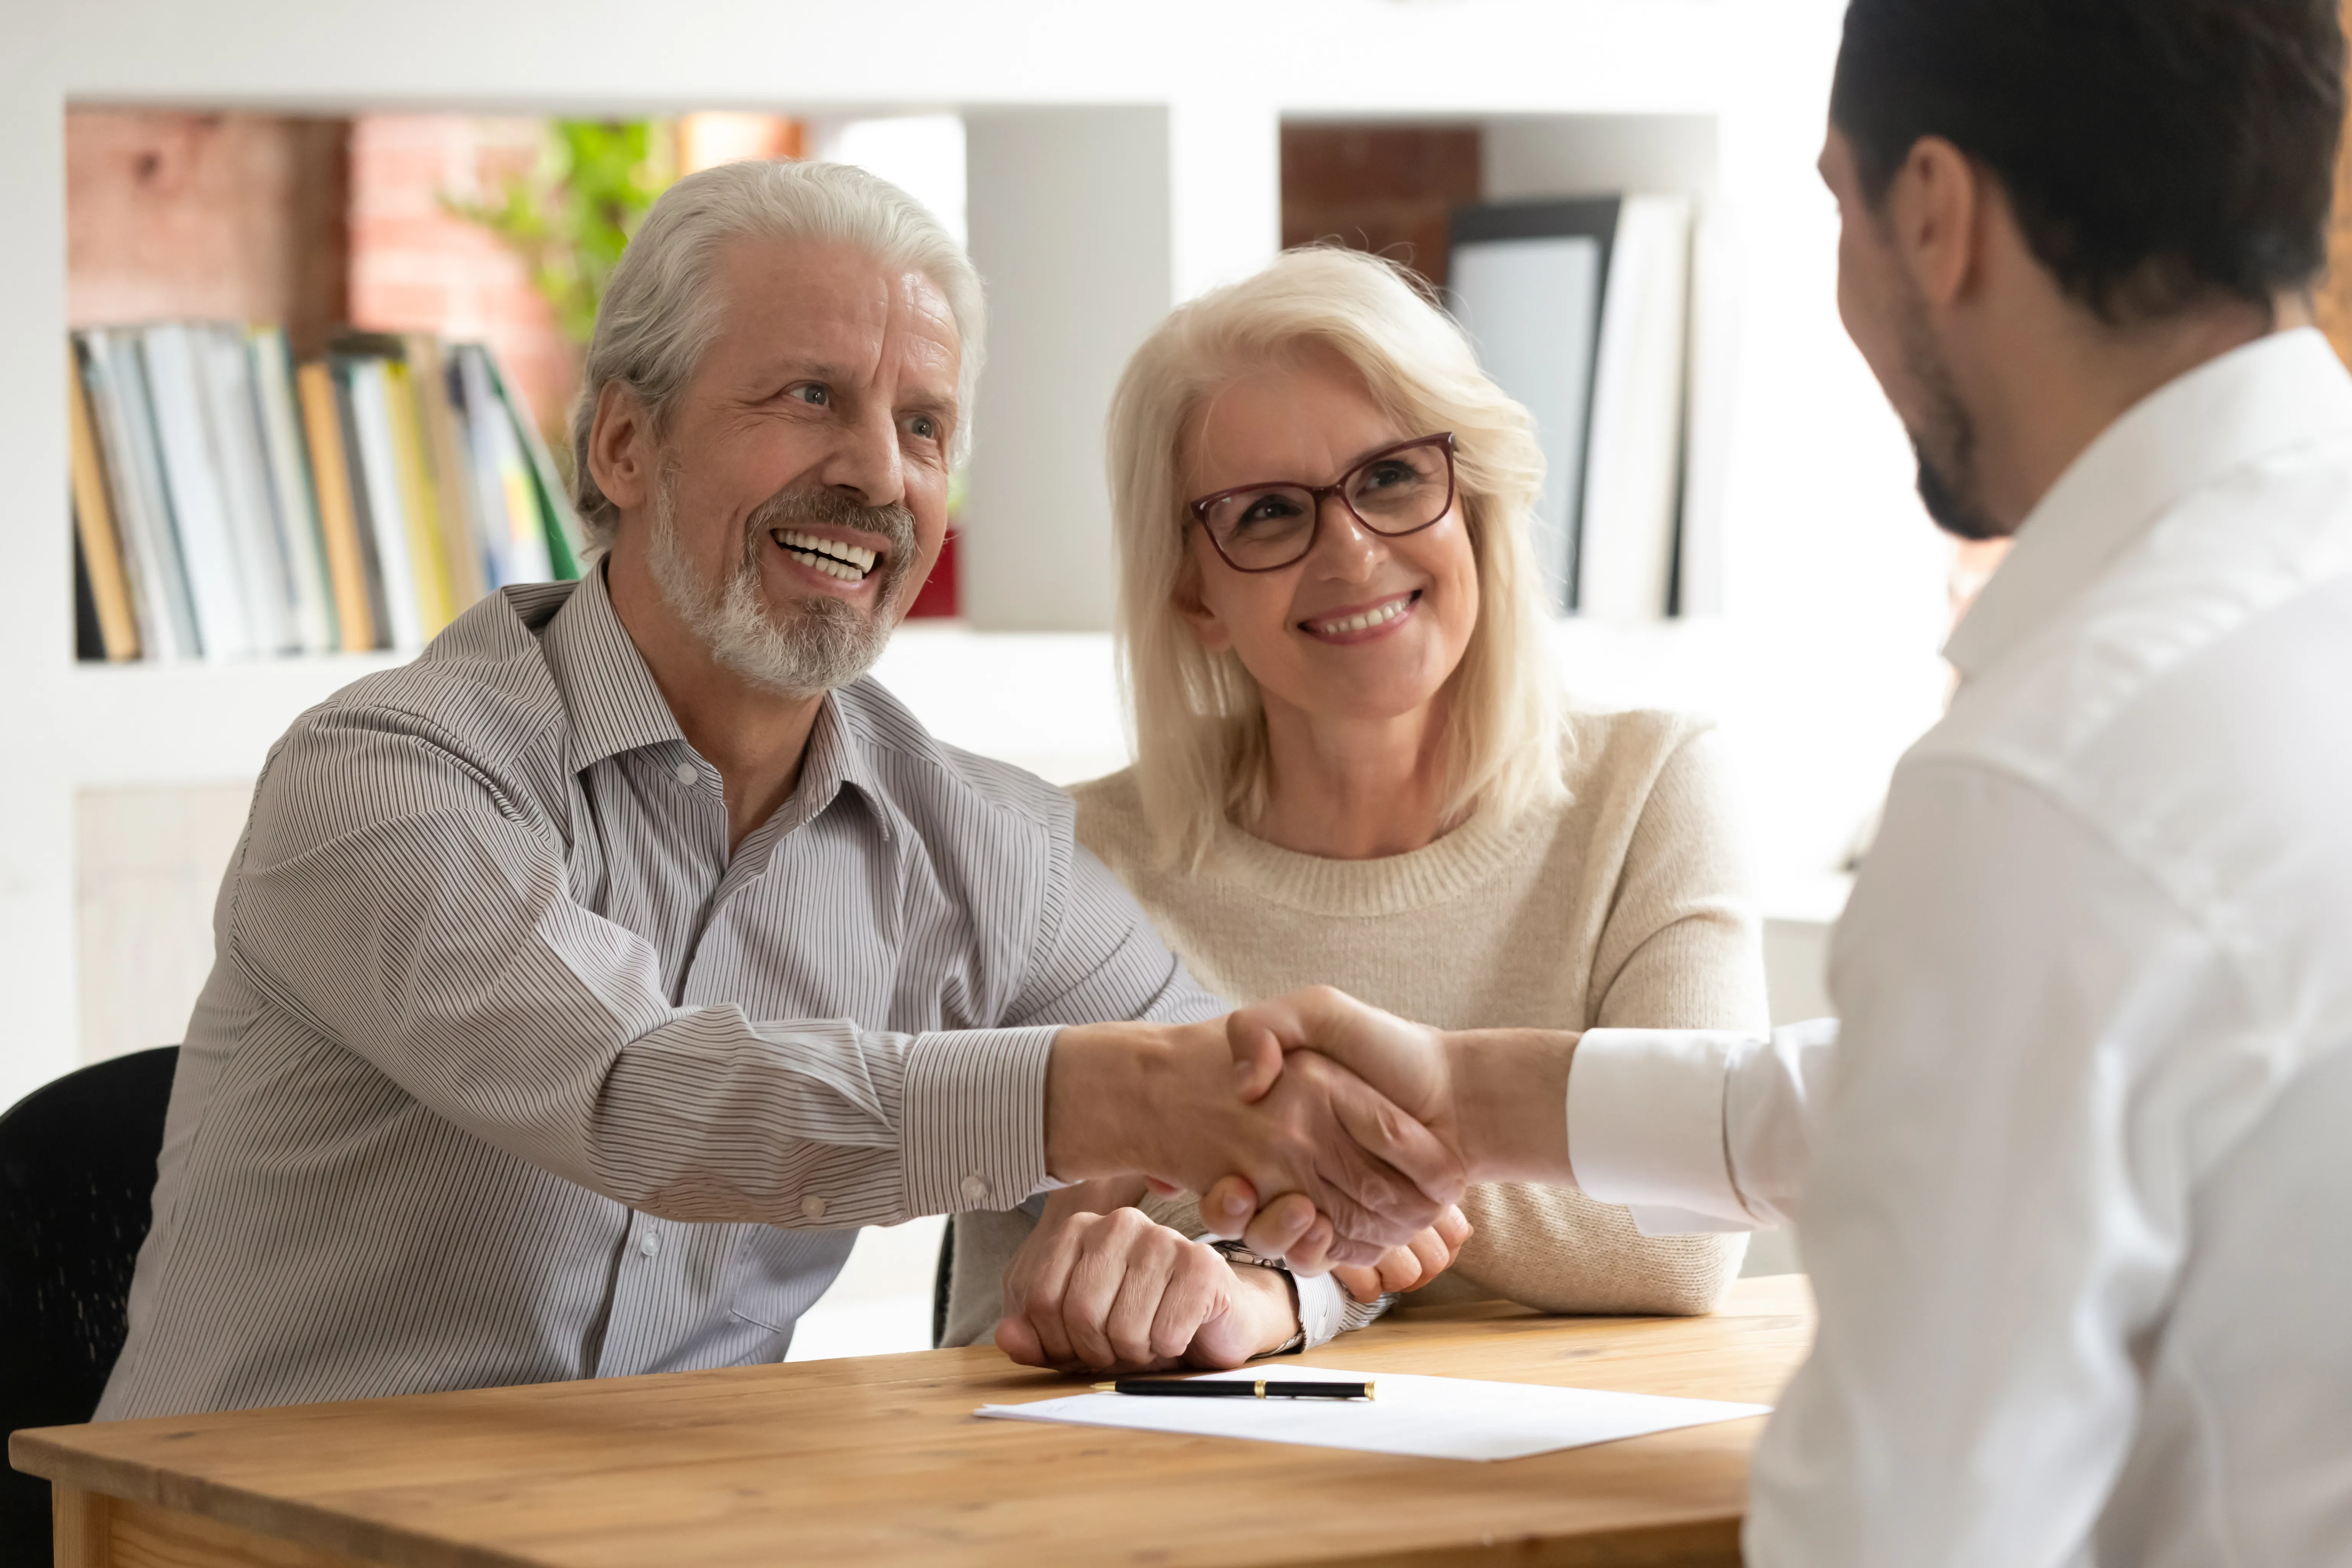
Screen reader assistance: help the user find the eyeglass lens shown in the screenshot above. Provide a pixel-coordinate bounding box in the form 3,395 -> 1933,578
1200,442 -> 1452,570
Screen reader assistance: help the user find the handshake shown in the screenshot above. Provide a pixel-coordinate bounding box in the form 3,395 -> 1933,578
1027,987 -> 1577,1367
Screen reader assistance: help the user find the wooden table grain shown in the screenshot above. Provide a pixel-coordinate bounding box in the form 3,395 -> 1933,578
12,1274 -> 1812,1568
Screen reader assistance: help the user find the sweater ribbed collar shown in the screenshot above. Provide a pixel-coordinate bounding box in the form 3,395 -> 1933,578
1202,799 -> 1546,918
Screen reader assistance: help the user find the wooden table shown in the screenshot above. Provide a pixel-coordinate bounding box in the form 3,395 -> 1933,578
13,1275 -> 1811,1568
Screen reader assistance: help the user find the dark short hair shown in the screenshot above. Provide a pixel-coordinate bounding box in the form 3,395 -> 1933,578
1830,0 -> 2346,321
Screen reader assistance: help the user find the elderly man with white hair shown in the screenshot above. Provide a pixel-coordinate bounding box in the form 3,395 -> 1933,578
97,162 -> 1458,1420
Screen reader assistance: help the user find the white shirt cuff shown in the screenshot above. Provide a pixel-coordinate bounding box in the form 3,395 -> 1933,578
1568,1028 -> 1754,1234
1292,1269 -> 1348,1348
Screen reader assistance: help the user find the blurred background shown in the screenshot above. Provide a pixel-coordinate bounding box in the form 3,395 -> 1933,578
16,0 -> 2352,1356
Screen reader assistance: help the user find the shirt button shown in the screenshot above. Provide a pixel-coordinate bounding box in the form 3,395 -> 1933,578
800,1195 -> 828,1221
960,1174 -> 990,1203
672,761 -> 697,786
638,1233 -> 661,1258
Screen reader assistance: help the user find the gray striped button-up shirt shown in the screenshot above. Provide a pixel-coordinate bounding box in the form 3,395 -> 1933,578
99,569 -> 1221,1419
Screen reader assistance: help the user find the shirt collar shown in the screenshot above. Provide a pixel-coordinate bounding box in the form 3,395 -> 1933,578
540,562 -> 893,842
542,563 -> 690,771
1945,326 -> 2352,680
763,688 -> 893,847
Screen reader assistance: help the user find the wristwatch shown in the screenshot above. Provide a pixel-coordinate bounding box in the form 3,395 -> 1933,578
1210,1240 -> 1307,1355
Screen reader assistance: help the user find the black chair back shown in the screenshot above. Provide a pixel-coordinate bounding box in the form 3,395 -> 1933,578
0,1046 -> 178,1565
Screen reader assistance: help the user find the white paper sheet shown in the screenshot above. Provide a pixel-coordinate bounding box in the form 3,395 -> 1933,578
975,1363 -> 1770,1462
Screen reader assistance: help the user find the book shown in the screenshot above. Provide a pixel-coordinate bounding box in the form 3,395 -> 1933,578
339,356 -> 425,652
68,324 -> 559,661
1577,194 -> 1692,622
483,352 -> 584,580
1674,210 -> 1732,618
73,522 -> 107,663
80,329 -> 199,660
250,328 -> 339,653
1448,194 -> 1697,621
1448,197 -> 1618,613
193,324 -> 300,655
331,359 -> 397,650
296,360 -> 379,652
451,344 -> 553,589
403,334 -> 489,609
66,344 -> 140,660
382,359 -> 458,637
138,323 -> 254,659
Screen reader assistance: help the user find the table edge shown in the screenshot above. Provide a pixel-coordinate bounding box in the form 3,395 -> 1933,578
17,1434 -> 532,1568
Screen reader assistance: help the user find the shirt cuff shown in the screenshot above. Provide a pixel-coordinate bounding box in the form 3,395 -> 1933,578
1293,1269 -> 1350,1348
1568,1028 -> 1753,1232
901,1026 -> 1058,1218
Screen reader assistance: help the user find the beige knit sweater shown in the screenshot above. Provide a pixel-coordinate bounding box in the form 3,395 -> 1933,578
941,708 -> 1770,1350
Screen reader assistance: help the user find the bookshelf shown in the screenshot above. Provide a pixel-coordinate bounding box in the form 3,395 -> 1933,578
67,655 -> 404,787
4,0 -> 1948,1103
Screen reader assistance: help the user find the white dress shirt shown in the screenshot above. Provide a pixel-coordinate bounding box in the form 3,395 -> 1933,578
1566,328 -> 2352,1567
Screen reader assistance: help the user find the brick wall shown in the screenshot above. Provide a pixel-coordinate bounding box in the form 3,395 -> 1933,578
66,110 -> 348,354
1280,124 -> 1483,290
346,111 -> 804,448
67,109 -> 580,441
347,114 -> 577,441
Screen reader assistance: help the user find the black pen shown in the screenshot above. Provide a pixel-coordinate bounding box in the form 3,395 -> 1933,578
1093,1377 -> 1376,1400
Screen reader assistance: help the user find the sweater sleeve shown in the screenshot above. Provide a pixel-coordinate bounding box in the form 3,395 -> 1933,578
1587,724 -> 1772,1035
1418,724 -> 1769,1316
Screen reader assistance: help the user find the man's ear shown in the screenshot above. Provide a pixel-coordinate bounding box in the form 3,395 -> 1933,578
587,380 -> 654,512
1886,135 -> 1985,310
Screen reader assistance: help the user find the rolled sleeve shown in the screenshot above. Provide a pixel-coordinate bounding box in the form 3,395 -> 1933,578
901,1025 -> 1059,1215
1568,1028 -> 1751,1233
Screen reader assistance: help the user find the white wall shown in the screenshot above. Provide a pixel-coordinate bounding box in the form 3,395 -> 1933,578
76,784 -> 253,1064
962,103 -> 1281,631
1,30 -> 75,1106
962,109 -> 1177,632
1483,112 -> 1718,202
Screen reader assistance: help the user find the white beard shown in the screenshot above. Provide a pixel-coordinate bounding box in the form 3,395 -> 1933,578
647,468 -> 908,699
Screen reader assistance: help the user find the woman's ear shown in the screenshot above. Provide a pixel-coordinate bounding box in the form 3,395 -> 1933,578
587,380 -> 653,513
1172,547 -> 1234,654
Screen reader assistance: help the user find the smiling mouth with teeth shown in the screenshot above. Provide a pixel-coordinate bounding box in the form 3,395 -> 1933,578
1303,591 -> 1418,637
774,528 -> 880,583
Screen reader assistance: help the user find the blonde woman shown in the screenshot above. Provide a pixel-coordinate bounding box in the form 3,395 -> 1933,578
942,247 -> 1767,1371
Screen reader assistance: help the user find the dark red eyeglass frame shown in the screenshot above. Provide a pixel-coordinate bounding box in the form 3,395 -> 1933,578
1185,432 -> 1458,573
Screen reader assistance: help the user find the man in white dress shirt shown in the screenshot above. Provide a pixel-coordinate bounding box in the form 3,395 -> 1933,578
1217,0 -> 2352,1562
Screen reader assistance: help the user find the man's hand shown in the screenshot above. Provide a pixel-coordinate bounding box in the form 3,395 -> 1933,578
1216,987 -> 1579,1264
1228,986 -> 1459,1131
1045,1016 -> 1465,1267
1200,1173 -> 1475,1288
994,1203 -> 1298,1372
1330,1204 -> 1473,1304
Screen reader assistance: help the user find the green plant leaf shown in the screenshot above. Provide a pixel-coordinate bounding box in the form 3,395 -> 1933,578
441,118 -> 680,347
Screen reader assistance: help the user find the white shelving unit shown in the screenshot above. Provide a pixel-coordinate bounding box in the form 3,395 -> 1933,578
4,0 -> 1948,1105
66,655 -> 406,788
